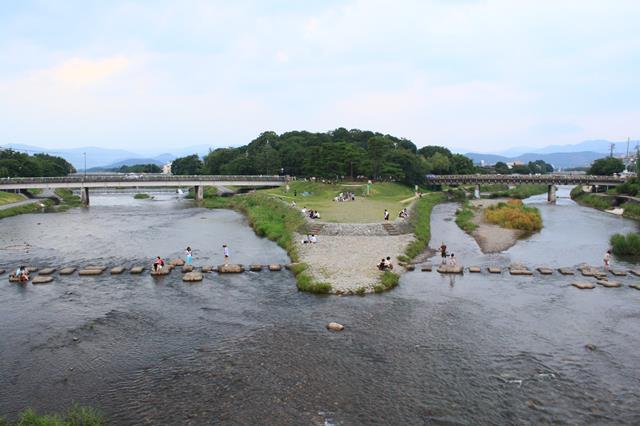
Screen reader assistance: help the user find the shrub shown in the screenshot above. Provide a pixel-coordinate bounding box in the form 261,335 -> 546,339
134,193 -> 150,199
455,201 -> 478,233
610,232 -> 640,256
623,203 -> 640,220
404,193 -> 444,259
485,199 -> 542,232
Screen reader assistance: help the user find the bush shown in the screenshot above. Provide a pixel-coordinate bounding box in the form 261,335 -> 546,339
404,193 -> 444,259
134,193 -> 150,199
485,199 -> 542,232
455,201 -> 478,233
373,271 -> 400,293
611,232 -> 640,256
2,405 -> 106,426
623,203 -> 640,220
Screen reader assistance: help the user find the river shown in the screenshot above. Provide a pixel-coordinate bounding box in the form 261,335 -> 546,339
1,190 -> 640,424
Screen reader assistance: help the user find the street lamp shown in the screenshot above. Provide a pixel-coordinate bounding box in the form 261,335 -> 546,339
83,152 -> 86,180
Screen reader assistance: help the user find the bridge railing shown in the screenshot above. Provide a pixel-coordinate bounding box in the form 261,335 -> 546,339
0,175 -> 288,185
425,174 -> 626,184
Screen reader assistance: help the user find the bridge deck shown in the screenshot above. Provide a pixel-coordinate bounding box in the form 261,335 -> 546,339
426,174 -> 626,185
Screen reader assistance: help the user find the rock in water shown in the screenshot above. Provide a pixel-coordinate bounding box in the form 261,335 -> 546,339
130,266 -> 145,274
0,268 -> 5,275
405,264 -> 416,271
182,265 -> 193,273
437,265 -> 463,274
59,267 -> 76,275
609,269 -> 627,277
32,275 -> 54,284
150,268 -> 170,276
182,272 -> 203,282
84,265 -> 106,272
571,282 -> 595,290
26,266 -> 38,273
79,269 -> 103,276
201,265 -> 212,273
468,266 -> 481,273
110,266 -> 125,275
38,267 -> 56,275
217,264 -> 245,273
326,322 -> 344,331
169,258 -> 185,267
558,268 -> 575,275
629,284 -> 640,291
488,267 -> 502,274
537,267 -> 553,275
249,264 -> 263,272
421,264 -> 433,272
597,280 -> 621,288
268,264 -> 282,271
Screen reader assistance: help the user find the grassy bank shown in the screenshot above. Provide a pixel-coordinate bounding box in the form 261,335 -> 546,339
485,184 -> 548,199
0,191 -> 24,206
485,199 -> 542,231
202,192 -> 331,294
400,193 -> 444,261
0,405 -> 105,426
611,232 -> 640,256
0,200 -> 52,220
570,186 -> 614,210
455,201 -> 478,233
54,188 -> 82,212
134,193 -> 150,199
373,271 -> 400,293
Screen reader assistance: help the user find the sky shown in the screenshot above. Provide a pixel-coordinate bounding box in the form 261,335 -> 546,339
0,0 -> 639,154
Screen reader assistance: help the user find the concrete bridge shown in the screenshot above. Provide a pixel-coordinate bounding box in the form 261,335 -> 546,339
0,175 -> 287,205
426,174 -> 627,202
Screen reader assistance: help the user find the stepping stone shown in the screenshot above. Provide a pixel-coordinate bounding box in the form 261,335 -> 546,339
84,265 -> 106,272
537,267 -> 553,275
130,266 -> 145,274
8,275 -> 21,283
629,284 -> 640,290
32,275 -> 54,284
169,258 -> 185,267
79,269 -> 102,276
182,272 -> 203,282
488,267 -> 502,274
468,266 -> 481,273
26,266 -> 38,273
629,269 -> 640,277
59,267 -> 76,275
268,264 -> 282,271
558,268 -> 575,275
405,264 -> 416,271
110,266 -> 125,275
572,281 -> 595,290
437,265 -> 463,274
597,280 -> 622,288
249,264 -> 263,272
421,265 -> 433,272
201,265 -> 213,273
38,268 -> 56,275
0,268 -> 5,275
150,268 -> 170,276
218,264 -> 245,273
182,265 -> 193,273
610,269 -> 627,277
510,267 -> 533,276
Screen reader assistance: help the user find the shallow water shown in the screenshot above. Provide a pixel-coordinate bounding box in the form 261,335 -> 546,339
1,192 -> 640,424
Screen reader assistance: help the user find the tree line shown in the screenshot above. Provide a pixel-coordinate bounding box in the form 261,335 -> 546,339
0,149 -> 76,178
493,160 -> 554,175
171,128 -> 476,185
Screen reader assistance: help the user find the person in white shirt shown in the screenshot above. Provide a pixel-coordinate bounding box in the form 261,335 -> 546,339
310,234 -> 317,243
223,244 -> 230,265
604,250 -> 611,270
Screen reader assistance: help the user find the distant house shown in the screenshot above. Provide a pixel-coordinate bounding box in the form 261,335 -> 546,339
162,162 -> 172,174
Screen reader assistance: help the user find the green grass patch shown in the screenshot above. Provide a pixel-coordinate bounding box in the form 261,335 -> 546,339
134,193 -> 150,199
611,232 -> 640,256
403,193 -> 445,259
570,187 -> 614,210
623,202 -> 640,220
455,201 -> 478,233
261,181 -> 418,223
0,191 -> 24,206
485,199 -> 542,232
0,201 -> 52,220
374,271 -> 400,293
0,405 -> 106,426
485,184 -> 548,199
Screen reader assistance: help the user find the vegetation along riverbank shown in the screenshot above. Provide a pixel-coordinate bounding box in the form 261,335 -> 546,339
571,185 -> 640,220
0,405 -> 105,426
610,232 -> 640,256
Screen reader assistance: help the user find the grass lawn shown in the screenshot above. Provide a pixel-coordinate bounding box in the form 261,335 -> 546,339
262,181 -> 419,223
0,191 -> 24,206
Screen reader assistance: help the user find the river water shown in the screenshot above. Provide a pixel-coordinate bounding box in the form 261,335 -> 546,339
1,190 -> 640,424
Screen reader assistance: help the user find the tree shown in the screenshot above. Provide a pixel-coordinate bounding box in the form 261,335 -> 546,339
450,154 -> 476,174
528,160 -> 554,174
418,146 -> 452,158
171,154 -> 203,175
495,161 -> 510,174
425,152 -> 451,175
367,136 -> 393,178
588,157 -> 624,176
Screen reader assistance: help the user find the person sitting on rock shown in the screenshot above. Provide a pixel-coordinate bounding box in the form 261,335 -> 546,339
302,234 -> 311,244
153,256 -> 165,272
377,258 -> 386,271
17,266 -> 29,282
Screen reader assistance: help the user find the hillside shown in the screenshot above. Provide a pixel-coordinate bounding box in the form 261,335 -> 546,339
466,151 -> 607,169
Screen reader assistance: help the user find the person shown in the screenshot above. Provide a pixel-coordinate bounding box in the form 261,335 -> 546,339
153,256 -> 165,272
185,247 -> 193,265
301,234 -> 311,244
16,266 -> 29,282
440,242 -> 447,264
291,201 -> 296,208
301,206 -> 307,214
314,211 -> 320,219
223,244 -> 230,264
384,209 -> 389,221
448,253 -> 457,266
377,258 -> 386,271
310,234 -> 317,243
604,249 -> 611,270
384,256 -> 394,270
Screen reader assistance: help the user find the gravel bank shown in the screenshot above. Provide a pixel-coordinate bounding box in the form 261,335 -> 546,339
468,199 -> 523,253
296,233 -> 414,293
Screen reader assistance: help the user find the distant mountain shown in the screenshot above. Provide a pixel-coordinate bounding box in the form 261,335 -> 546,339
495,139 -> 639,157
86,158 -> 167,172
466,151 -> 608,169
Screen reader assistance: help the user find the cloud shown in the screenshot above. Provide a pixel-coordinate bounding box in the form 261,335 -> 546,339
47,56 -> 130,85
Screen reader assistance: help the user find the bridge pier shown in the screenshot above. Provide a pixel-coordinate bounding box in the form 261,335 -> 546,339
547,184 -> 556,203
194,185 -> 204,201
474,184 -> 480,199
80,187 -> 90,206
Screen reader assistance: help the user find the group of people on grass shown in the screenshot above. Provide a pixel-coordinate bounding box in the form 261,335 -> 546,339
301,234 -> 318,244
301,207 -> 320,219
151,244 -> 231,273
333,192 -> 356,202
377,256 -> 394,271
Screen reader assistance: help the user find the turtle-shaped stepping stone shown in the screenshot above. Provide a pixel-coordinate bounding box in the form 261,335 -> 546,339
609,269 -> 627,277
59,267 -> 76,275
182,272 -> 203,282
249,264 -> 263,272
405,264 -> 416,271
468,266 -> 481,273
110,266 -> 125,275
488,267 -> 502,274
509,267 -> 533,276
218,264 -> 245,273
572,282 -> 595,290
169,258 -> 185,267
26,266 -> 38,273
201,265 -> 213,273
597,280 -> 622,288
32,275 -> 54,284
268,264 -> 282,271
537,267 -> 553,275
182,265 -> 193,273
437,265 -> 463,274
629,270 -> 640,277
38,268 -> 56,275
130,266 -> 145,274
150,268 -> 171,276
421,264 -> 433,272
558,268 -> 575,275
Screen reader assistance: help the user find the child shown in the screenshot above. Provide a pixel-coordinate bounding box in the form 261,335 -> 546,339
153,256 -> 165,272
185,247 -> 193,265
223,244 -> 230,264
604,249 -> 611,270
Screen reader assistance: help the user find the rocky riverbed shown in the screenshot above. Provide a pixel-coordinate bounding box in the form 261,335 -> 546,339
467,198 -> 523,253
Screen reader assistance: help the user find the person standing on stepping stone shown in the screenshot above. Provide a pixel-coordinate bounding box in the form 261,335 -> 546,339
223,244 -> 230,265
185,246 -> 193,265
440,242 -> 447,264
604,249 -> 611,271
384,209 -> 389,221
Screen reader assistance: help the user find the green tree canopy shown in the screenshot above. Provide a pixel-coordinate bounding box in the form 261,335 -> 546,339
588,157 -> 625,176
171,154 -> 203,175
0,149 -> 75,177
